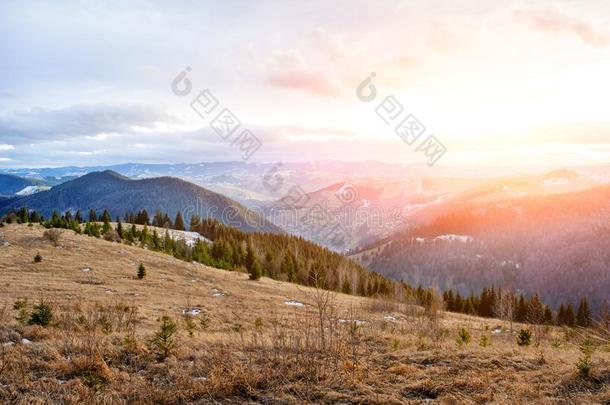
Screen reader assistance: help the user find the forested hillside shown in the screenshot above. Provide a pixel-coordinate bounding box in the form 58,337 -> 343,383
362,185 -> 610,314
0,173 -> 43,196
0,171 -> 280,234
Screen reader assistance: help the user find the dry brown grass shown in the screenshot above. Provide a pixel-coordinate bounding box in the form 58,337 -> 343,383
0,223 -> 608,404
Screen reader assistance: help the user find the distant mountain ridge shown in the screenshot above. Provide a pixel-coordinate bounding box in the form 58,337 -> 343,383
355,184 -> 610,314
0,174 -> 43,197
0,171 -> 281,234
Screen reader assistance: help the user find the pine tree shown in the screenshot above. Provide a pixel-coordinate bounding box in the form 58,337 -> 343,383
245,243 -> 261,280
527,293 -> 545,325
189,214 -> 201,231
576,297 -> 592,327
116,220 -> 124,239
153,316 -> 177,360
102,212 -> 111,234
281,253 -> 295,281
89,209 -> 97,222
162,213 -> 172,228
101,209 -> 111,223
543,305 -> 554,325
18,207 -> 29,223
478,288 -> 494,317
51,211 -> 61,227
136,210 -> 150,225
30,211 -> 41,223
249,257 -> 262,280
174,212 -> 185,231
444,289 -> 455,312
153,211 -> 164,227
565,303 -> 576,327
140,225 -> 149,247
462,298 -> 476,315
341,277 -> 352,295
557,303 -> 566,325
152,229 -> 161,250
454,293 -> 463,313
137,263 -> 146,279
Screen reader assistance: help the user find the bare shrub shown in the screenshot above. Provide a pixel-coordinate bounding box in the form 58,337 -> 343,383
103,228 -> 121,242
495,288 -> 515,332
43,228 -> 61,247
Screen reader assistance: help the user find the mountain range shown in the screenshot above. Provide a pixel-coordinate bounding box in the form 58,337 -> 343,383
2,163 -> 609,313
0,171 -> 280,234
353,184 -> 610,314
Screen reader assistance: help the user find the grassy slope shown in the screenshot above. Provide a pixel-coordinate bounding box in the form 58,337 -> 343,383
0,223 -> 608,404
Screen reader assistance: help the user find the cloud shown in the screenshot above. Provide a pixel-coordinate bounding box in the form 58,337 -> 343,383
514,9 -> 609,48
264,26 -> 436,98
267,72 -> 340,97
535,122 -> 610,144
0,144 -> 14,151
259,124 -> 358,142
425,23 -> 469,55
0,104 -> 174,144
265,28 -> 351,97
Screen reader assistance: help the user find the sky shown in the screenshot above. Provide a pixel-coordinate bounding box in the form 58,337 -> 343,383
1,0 -> 610,170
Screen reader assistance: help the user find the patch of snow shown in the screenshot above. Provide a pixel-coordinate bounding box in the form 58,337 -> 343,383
383,315 -> 396,322
16,185 -> 50,196
211,289 -> 226,297
81,267 -> 91,273
165,229 -> 211,247
1,241 -> 10,247
182,308 -> 202,316
499,260 -> 521,269
193,376 -> 208,382
20,338 -> 32,345
338,319 -> 366,325
2,342 -> 14,347
434,234 -> 473,243
284,300 -> 305,307
491,327 -> 503,335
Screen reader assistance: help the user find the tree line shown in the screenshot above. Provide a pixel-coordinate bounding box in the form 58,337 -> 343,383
3,206 -> 595,327
443,287 -> 593,327
4,207 -> 401,300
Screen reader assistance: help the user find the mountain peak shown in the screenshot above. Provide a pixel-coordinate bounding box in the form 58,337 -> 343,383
81,170 -> 130,181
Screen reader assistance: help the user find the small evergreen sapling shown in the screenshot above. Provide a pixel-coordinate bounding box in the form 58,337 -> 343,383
576,339 -> 594,377
479,334 -> 491,347
153,316 -> 177,360
517,329 -> 532,346
29,299 -> 53,326
137,263 -> 146,279
14,298 -> 29,325
456,327 -> 471,347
